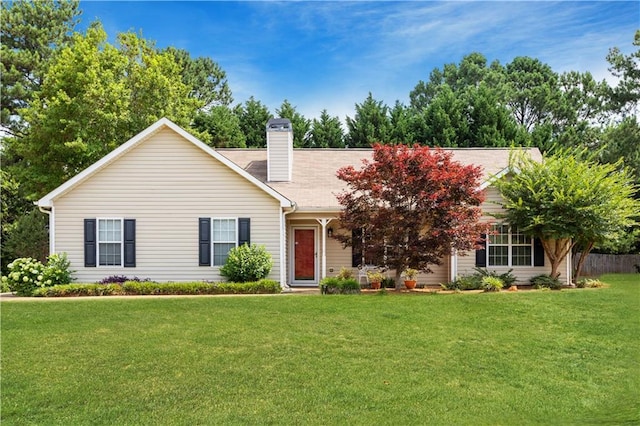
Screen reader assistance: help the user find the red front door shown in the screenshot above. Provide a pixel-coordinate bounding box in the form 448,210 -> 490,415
294,229 -> 315,281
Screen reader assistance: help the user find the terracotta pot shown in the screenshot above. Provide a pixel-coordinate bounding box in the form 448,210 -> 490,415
370,281 -> 381,290
404,280 -> 417,289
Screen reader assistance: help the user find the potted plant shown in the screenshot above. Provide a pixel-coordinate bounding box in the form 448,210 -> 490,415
402,268 -> 418,289
367,270 -> 385,290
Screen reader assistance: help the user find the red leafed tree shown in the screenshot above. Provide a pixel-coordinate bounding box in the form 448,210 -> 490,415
335,143 -> 487,288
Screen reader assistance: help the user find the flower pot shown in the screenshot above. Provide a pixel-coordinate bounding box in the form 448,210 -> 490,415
404,280 -> 417,290
370,281 -> 381,290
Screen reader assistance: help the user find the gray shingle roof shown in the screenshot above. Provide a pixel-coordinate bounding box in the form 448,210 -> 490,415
217,148 -> 542,211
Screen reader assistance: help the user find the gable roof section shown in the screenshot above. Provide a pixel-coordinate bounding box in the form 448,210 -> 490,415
37,118 -> 293,208
218,147 -> 543,211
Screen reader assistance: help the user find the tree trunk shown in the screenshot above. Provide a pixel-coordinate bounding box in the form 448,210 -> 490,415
541,238 -> 574,280
395,269 -> 402,290
573,241 -> 595,280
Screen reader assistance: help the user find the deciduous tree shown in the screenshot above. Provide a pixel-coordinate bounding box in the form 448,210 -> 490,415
494,149 -> 639,279
193,106 -> 246,148
335,144 -> 487,288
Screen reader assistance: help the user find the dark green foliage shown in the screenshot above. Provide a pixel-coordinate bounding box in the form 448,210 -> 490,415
443,268 -> 515,290
32,279 -> 281,297
193,106 -> 246,148
276,99 -> 311,148
319,277 -> 360,294
219,244 -> 273,283
234,97 -> 272,147
473,267 -> 517,286
2,208 -> 49,266
305,109 -> 345,148
345,92 -> 390,147
381,277 -> 396,288
530,274 -> 563,290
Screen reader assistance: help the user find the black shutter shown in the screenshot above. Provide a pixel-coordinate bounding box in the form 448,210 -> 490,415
199,218 -> 211,266
84,219 -> 97,267
123,219 -> 136,267
238,218 -> 250,246
533,238 -> 545,266
352,229 -> 363,267
475,233 -> 487,267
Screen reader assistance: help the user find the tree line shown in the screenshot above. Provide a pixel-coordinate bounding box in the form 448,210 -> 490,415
1,0 -> 638,272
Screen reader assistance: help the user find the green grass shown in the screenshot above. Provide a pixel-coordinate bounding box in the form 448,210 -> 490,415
2,274 -> 638,425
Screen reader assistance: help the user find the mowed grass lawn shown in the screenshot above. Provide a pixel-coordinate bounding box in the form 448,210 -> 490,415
2,274 -> 638,425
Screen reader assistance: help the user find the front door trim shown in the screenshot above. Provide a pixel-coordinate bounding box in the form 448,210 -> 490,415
290,225 -> 318,286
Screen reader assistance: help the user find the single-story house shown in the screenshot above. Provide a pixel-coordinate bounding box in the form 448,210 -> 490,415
36,118 -> 571,288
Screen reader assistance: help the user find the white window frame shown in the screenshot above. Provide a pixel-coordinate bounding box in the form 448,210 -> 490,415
97,218 -> 124,267
487,224 -> 533,267
212,217 -> 237,267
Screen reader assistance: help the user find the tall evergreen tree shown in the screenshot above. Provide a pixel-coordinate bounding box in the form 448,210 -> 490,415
0,0 -> 81,137
345,93 -> 390,147
305,109 -> 344,148
234,97 -> 272,148
276,99 -> 311,148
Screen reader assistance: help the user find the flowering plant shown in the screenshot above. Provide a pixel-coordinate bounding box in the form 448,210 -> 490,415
2,253 -> 74,296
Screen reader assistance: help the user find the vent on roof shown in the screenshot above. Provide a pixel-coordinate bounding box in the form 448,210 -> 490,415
266,118 -> 293,182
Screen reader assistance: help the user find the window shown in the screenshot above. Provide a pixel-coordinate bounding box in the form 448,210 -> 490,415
213,218 -> 237,266
98,219 -> 123,266
487,224 -> 533,267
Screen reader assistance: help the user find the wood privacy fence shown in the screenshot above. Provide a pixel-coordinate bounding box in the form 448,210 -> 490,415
574,253 -> 640,276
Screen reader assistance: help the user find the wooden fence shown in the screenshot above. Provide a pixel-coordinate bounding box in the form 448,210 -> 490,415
574,253 -> 640,276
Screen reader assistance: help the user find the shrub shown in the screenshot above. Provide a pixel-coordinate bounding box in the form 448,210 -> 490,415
3,257 -> 47,296
530,274 -> 563,290
381,277 -> 395,288
473,267 -> 517,287
442,275 -> 482,291
481,276 -> 504,292
320,277 -> 360,294
42,253 -> 74,286
576,278 -> 605,288
2,253 -> 75,296
33,280 -> 282,297
336,267 -> 354,280
97,275 -> 150,284
220,244 -> 272,282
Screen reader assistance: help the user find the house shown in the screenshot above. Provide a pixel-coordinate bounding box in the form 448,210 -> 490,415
37,118 -> 572,288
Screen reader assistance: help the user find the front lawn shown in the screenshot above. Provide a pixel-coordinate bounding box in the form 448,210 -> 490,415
2,274 -> 638,424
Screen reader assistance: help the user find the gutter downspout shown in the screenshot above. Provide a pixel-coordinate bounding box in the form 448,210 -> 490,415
37,204 -> 54,255
280,203 -> 297,291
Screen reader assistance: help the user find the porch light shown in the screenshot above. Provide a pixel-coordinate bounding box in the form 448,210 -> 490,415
327,227 -> 333,237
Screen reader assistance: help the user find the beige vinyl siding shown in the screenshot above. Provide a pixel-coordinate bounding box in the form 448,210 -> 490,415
289,217 -> 450,287
267,131 -> 292,182
53,128 -> 282,283
456,187 -> 570,284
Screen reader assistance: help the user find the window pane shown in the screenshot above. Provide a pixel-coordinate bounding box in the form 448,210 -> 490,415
512,246 -> 532,266
488,246 -> 508,266
213,219 -> 236,242
512,231 -> 530,245
99,243 -> 121,266
213,242 -> 235,266
489,224 -> 509,244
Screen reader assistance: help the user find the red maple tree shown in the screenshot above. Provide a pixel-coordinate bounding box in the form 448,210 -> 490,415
335,144 -> 487,288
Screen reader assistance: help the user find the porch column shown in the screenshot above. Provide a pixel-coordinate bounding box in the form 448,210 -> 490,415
316,218 -> 333,280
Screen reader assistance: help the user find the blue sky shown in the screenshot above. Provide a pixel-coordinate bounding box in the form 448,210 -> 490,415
79,1 -> 638,122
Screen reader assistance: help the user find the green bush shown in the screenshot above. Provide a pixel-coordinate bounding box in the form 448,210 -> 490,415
530,274 -> 563,290
33,280 -> 282,297
576,278 -> 605,288
442,275 -> 482,291
220,244 -> 272,282
481,276 -> 504,292
3,257 -> 47,296
320,277 -> 360,294
336,267 -> 354,279
473,267 -> 517,287
2,253 -> 74,296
